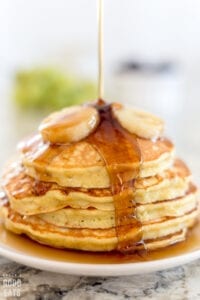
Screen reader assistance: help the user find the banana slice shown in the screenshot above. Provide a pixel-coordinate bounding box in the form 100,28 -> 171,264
39,105 -> 100,144
112,104 -> 164,139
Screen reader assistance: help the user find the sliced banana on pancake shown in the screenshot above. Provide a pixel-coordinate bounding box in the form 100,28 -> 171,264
39,105 -> 100,144
112,104 -> 164,139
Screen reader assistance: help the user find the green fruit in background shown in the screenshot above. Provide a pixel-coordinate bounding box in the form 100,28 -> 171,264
14,68 -> 97,111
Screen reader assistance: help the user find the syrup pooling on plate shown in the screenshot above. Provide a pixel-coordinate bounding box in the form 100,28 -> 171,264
87,100 -> 143,252
0,218 -> 200,264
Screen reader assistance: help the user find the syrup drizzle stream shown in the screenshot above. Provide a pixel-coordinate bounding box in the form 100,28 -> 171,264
96,2 -> 144,252
98,0 -> 104,99
87,100 -> 143,252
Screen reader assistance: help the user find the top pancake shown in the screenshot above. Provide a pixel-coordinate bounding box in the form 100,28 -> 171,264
19,134 -> 175,188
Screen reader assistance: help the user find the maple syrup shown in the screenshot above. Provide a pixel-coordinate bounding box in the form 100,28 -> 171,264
93,1 -> 143,252
87,100 -> 143,252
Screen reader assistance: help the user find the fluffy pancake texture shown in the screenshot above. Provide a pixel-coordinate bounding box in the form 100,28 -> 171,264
0,101 -> 199,253
2,159 -> 191,216
1,204 -> 198,252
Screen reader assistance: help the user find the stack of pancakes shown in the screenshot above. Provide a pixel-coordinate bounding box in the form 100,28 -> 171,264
0,101 -> 199,252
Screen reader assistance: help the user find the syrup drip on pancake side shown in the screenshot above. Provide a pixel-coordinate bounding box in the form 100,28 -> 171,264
87,99 -> 143,252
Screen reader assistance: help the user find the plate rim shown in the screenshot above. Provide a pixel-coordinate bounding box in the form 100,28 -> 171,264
0,242 -> 200,276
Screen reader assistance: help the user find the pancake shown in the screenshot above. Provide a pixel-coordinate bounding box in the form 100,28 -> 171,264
1,203 -> 198,252
2,159 -> 190,216
19,134 -> 175,188
133,158 -> 191,203
36,185 -> 198,229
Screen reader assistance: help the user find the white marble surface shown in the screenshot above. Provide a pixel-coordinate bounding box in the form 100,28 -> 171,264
0,80 -> 200,299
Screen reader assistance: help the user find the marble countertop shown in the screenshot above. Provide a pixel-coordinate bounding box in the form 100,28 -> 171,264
0,81 -> 200,300
0,256 -> 200,299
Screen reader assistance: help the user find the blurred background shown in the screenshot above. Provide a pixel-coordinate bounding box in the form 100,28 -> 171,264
0,0 -> 199,181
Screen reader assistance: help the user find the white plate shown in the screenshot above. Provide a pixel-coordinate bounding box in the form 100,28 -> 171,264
0,240 -> 200,276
